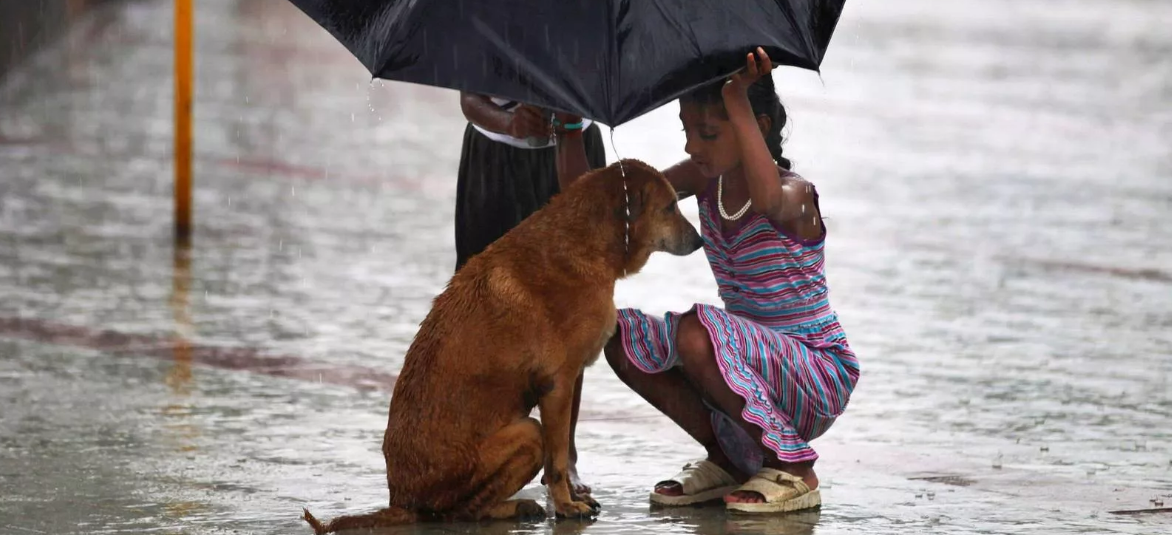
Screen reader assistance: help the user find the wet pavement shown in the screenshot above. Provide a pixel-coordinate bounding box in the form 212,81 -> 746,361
1,0 -> 1170,534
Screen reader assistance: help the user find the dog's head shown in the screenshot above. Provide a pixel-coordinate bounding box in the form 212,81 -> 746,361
608,159 -> 704,269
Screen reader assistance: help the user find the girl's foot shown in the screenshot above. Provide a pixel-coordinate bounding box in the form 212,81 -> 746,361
653,454 -> 746,497
724,465 -> 818,504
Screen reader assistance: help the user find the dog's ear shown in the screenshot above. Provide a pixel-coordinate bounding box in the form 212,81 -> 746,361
612,180 -> 647,223
629,184 -> 646,221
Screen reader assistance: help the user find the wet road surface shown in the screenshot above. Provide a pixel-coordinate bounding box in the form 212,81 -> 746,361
1,0 -> 1170,534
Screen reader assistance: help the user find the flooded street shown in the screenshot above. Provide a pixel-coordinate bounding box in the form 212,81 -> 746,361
1,0 -> 1170,533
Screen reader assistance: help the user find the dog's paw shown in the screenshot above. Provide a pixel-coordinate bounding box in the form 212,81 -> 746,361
514,499 -> 547,520
555,500 -> 598,519
572,493 -> 601,514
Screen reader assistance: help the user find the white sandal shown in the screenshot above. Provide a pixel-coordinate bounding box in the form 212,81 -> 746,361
724,467 -> 821,514
649,459 -> 740,506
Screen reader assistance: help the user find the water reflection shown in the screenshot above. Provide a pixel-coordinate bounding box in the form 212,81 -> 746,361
648,507 -> 821,535
0,0 -> 1169,533
160,242 -> 203,523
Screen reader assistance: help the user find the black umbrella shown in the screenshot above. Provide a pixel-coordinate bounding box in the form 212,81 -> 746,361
287,0 -> 845,126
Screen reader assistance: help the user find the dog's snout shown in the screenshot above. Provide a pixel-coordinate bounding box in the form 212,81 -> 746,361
666,219 -> 703,256
689,231 -> 704,252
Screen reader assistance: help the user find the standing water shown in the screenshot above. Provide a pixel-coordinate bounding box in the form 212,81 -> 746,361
0,0 -> 1169,534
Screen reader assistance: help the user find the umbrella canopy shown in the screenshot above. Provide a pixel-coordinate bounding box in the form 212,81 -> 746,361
288,0 -> 846,126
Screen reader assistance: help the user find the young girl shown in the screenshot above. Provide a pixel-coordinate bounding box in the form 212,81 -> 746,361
552,48 -> 860,514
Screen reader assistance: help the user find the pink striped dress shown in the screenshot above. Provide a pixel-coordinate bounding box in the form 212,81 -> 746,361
616,174 -> 860,475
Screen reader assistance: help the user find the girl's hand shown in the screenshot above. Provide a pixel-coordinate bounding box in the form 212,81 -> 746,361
723,47 -> 773,99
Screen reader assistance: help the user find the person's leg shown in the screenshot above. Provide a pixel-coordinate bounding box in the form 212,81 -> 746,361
673,313 -> 818,503
558,125 -> 606,494
454,125 -> 517,271
565,372 -> 590,496
582,123 -> 609,172
604,334 -> 747,495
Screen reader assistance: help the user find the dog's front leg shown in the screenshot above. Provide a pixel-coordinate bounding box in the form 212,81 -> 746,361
539,368 -> 599,519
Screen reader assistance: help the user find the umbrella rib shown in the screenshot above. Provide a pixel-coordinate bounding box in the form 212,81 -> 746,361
467,17 -> 594,118
650,0 -> 702,57
606,0 -> 619,125
370,0 -> 421,78
774,0 -> 818,69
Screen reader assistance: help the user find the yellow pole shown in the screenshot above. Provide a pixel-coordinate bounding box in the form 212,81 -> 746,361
174,0 -> 193,243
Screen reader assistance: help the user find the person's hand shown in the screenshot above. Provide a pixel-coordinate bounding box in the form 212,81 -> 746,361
553,112 -> 584,135
506,104 -> 552,139
723,46 -> 774,99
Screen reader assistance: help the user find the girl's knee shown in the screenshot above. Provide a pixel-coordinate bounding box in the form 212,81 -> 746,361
603,331 -> 629,375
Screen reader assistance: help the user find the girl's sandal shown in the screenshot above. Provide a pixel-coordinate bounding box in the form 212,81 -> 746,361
649,459 -> 740,507
725,468 -> 821,514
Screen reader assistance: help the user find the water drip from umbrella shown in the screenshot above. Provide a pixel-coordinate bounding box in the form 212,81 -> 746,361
608,127 -> 630,278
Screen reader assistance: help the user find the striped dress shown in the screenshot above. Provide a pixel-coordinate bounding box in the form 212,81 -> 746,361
617,174 -> 860,475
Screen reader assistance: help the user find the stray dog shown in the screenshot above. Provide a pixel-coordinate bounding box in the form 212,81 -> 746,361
303,159 -> 703,533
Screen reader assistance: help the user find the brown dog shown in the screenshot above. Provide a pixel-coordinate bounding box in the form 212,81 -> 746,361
302,159 -> 702,533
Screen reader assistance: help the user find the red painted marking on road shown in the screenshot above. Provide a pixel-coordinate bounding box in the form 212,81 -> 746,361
0,135 -> 49,146
0,138 -> 427,191
0,316 -> 396,392
1013,258 -> 1172,283
0,316 -> 663,422
215,157 -> 333,180
212,156 -> 430,191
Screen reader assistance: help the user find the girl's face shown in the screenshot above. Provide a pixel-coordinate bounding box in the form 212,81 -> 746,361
679,101 -> 742,179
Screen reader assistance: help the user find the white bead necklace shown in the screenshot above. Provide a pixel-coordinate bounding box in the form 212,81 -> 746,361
717,175 -> 752,221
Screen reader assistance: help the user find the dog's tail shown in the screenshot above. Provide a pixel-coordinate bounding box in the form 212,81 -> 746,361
302,505 -> 416,534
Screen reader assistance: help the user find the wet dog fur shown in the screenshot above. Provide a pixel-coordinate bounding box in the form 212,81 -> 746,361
303,159 -> 703,533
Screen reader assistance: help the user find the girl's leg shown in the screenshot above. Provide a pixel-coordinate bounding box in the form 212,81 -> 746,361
603,335 -> 747,495
674,313 -> 819,504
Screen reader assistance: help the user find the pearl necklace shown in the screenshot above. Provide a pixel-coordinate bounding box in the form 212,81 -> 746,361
717,175 -> 752,221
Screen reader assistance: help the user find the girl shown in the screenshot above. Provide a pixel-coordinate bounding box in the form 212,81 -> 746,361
552,49 -> 860,514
